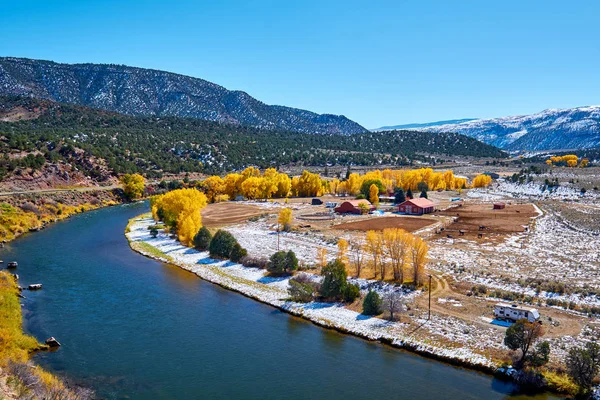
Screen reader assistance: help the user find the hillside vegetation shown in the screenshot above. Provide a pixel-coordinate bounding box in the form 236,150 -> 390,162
0,57 -> 366,135
0,96 -> 507,178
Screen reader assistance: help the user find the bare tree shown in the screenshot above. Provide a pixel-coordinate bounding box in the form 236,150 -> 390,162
350,240 -> 365,278
383,291 -> 405,321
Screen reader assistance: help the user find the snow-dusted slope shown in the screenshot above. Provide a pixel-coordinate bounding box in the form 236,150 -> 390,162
410,107 -> 600,151
0,57 -> 367,135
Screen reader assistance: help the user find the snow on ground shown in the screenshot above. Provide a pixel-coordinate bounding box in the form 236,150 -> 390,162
469,181 -> 600,201
126,216 -> 497,369
227,220 -> 337,266
429,208 -> 600,306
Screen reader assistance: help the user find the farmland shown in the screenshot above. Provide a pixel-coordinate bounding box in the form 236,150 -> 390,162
333,216 -> 435,232
177,165 -> 599,369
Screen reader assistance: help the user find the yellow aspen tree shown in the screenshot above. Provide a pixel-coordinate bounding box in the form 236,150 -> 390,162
241,177 -> 263,200
120,173 -> 145,200
472,174 -> 493,188
369,184 -> 379,207
152,188 -> 208,246
410,236 -> 428,286
382,228 -> 411,283
278,207 -> 292,232
242,166 -> 261,178
201,175 -> 225,202
350,240 -> 365,278
337,238 -> 349,267
346,173 -> 361,195
223,173 -> 245,199
316,247 -> 328,269
275,173 -> 292,197
366,230 -> 383,279
329,178 -> 340,195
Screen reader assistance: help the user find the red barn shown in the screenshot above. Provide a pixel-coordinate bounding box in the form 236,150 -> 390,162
397,198 -> 435,215
335,199 -> 375,214
493,202 -> 506,209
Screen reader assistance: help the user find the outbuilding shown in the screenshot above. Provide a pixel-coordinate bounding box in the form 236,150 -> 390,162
397,198 -> 435,215
493,303 -> 540,323
493,202 -> 506,210
334,199 -> 375,214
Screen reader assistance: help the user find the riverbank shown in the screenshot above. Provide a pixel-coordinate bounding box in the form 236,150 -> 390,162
126,214 -> 498,373
0,189 -> 125,399
0,188 -> 123,243
0,271 -> 92,399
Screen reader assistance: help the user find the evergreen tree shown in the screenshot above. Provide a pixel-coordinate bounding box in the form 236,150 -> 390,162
193,226 -> 212,251
362,290 -> 382,316
319,259 -> 348,300
229,243 -> 247,262
394,188 -> 406,204
209,230 -> 238,258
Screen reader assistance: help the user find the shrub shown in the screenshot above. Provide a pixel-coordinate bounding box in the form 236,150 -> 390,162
229,243 -> 247,262
542,370 -> 578,396
150,227 -> 158,238
268,250 -> 298,274
319,259 -> 348,300
193,226 -> 212,251
362,290 -> 382,316
288,279 -> 315,302
239,256 -> 269,269
209,230 -> 238,258
343,283 -> 360,303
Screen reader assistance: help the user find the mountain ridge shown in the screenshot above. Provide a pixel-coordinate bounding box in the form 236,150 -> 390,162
372,119 -> 477,131
390,106 -> 600,151
0,56 -> 367,135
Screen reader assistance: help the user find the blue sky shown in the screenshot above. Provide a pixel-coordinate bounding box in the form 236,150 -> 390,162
1,0 -> 599,128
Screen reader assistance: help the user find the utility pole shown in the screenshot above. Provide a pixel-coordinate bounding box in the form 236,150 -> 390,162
428,274 -> 432,320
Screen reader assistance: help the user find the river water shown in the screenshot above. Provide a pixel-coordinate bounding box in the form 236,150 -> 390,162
2,203 -> 560,399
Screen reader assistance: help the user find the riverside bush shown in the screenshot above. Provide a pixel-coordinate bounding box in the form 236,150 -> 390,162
209,230 -> 238,259
229,243 -> 248,263
362,290 -> 383,316
193,226 -> 212,251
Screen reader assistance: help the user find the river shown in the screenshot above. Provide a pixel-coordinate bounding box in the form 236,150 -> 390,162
2,203 -> 561,399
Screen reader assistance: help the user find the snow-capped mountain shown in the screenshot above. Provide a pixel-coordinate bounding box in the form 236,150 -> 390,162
372,119 -> 476,132
408,107 -> 600,151
0,57 -> 367,135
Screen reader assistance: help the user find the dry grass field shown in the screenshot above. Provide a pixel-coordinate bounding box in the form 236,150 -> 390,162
435,203 -> 538,240
201,202 -> 266,227
333,216 -> 435,232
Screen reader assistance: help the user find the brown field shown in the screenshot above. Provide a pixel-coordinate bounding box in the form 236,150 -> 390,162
201,202 -> 265,227
436,203 -> 537,239
333,216 -> 435,232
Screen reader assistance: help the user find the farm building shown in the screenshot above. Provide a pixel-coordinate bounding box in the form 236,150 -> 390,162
493,202 -> 506,209
397,198 -> 435,215
335,199 -> 375,214
493,303 -> 540,323
484,172 -> 500,180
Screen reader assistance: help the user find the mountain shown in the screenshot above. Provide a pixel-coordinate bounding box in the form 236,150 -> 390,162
0,96 -> 507,179
406,107 -> 600,151
372,119 -> 476,131
0,57 -> 367,135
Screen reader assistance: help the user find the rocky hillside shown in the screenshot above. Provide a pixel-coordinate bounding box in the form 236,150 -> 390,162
0,96 -> 506,180
410,106 -> 600,151
0,57 -> 366,135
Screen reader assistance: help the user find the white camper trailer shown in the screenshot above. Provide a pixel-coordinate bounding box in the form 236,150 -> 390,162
494,303 -> 540,323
